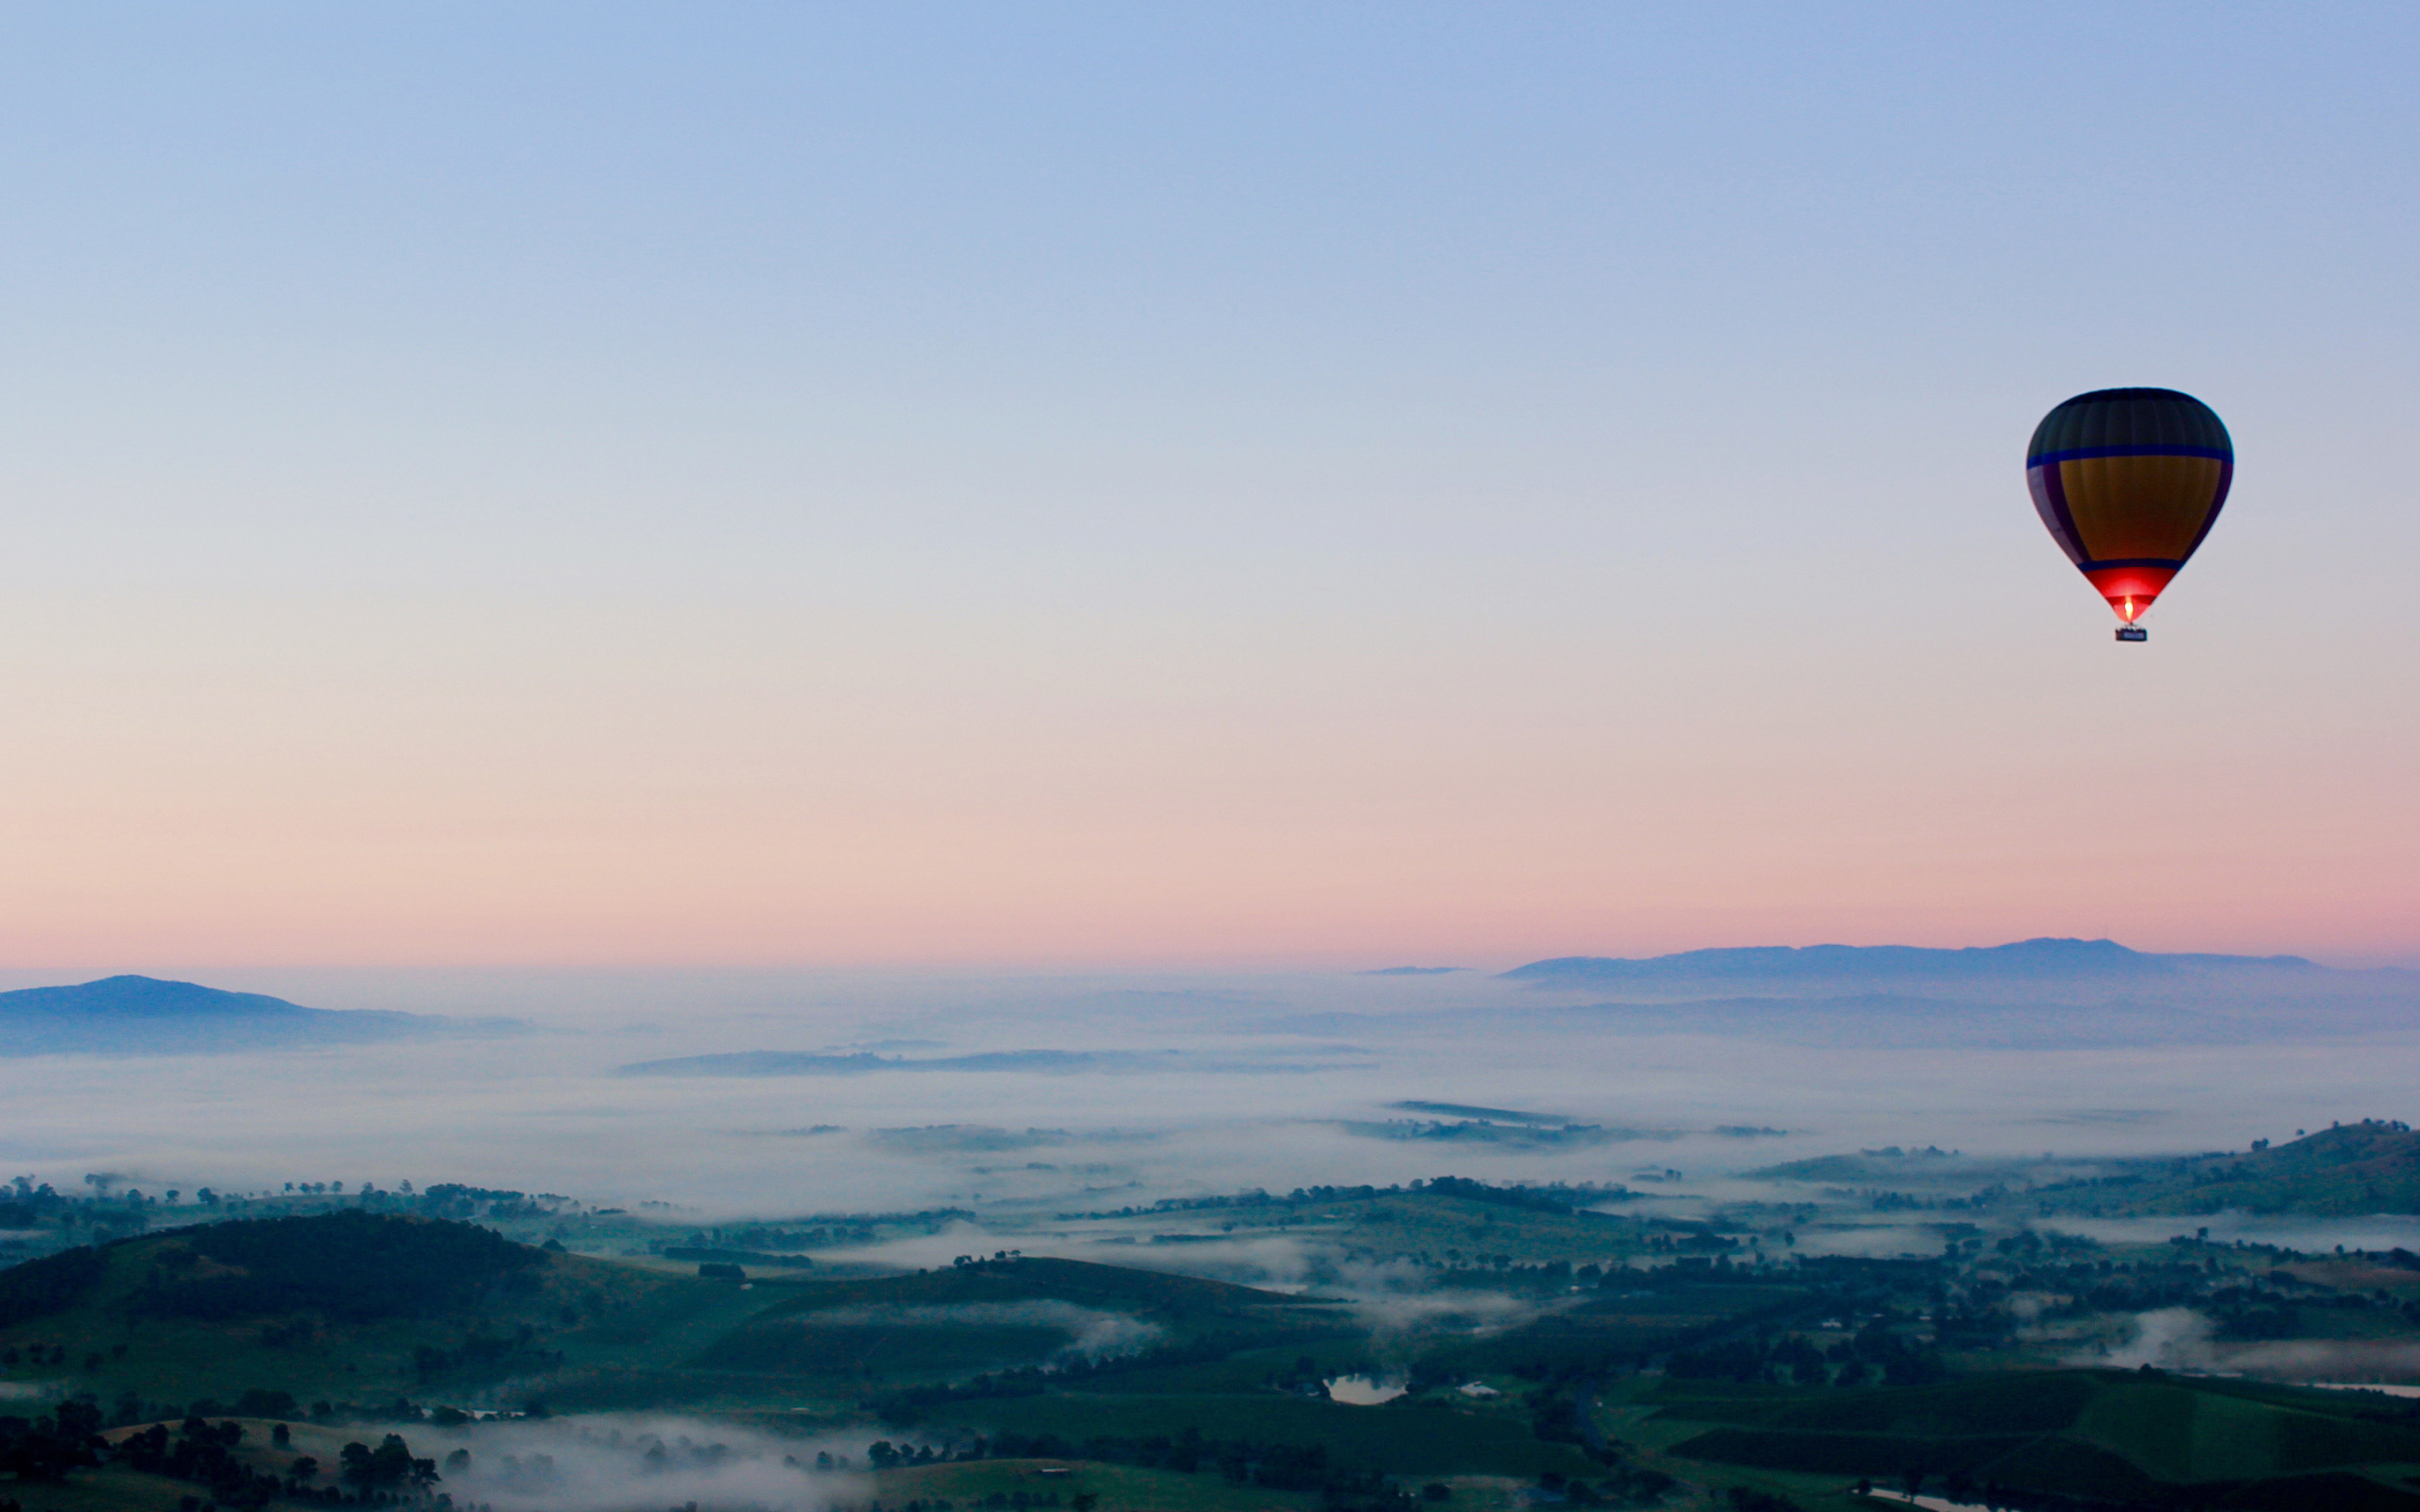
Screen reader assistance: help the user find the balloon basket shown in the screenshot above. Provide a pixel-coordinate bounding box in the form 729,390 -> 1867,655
2116,625 -> 2148,643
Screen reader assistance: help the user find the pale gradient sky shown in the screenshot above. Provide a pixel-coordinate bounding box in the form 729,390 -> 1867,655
1,4 -> 2413,969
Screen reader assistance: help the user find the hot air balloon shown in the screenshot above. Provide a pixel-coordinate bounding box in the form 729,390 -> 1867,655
2026,387 -> 2232,642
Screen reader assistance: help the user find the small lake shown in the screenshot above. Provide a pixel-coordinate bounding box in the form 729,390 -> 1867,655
1325,1375 -> 1408,1405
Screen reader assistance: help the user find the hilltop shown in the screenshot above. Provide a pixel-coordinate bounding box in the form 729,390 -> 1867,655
0,975 -> 521,1054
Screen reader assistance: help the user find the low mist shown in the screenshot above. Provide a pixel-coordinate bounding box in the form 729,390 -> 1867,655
3,960 -> 2415,1248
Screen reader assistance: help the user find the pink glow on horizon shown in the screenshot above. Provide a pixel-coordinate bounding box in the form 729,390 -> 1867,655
0,586 -> 2407,972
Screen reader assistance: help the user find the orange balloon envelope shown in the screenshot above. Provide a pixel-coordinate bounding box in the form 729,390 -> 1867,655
2026,387 -> 2232,626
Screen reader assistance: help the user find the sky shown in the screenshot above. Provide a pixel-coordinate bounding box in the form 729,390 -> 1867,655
1,3 -> 2414,971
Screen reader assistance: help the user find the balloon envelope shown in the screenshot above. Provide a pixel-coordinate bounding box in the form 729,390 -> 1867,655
2026,387 -> 2232,623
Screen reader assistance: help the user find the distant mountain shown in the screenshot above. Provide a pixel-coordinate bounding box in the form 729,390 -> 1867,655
1499,938 -> 2360,1000
0,975 -> 523,1055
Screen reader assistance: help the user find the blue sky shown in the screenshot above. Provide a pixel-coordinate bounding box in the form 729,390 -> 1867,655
1,4 -> 2413,966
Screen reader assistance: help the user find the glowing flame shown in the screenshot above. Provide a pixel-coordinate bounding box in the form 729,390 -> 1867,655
2122,597 -> 2136,622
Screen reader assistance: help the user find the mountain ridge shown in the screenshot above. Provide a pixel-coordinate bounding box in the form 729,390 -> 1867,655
1493,936 -> 2386,994
1502,936 -> 2318,984
0,974 -> 523,1055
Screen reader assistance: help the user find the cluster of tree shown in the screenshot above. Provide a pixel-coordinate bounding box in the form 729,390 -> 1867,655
117,1418 -> 288,1507
884,1490 -> 1061,1512
1054,1176 -> 1630,1224
1,1342 -> 74,1368
0,1178 -> 65,1228
1431,1257 -> 1586,1290
338,1433 -> 441,1490
718,1223 -> 839,1250
0,1399 -> 105,1482
1639,1230 -> 1743,1255
121,1422 -> 441,1508
982,1426 -> 1336,1490
1416,1177 -> 1628,1214
1668,1320 -> 1947,1389
414,1185 -> 549,1221
853,1427 -> 1364,1496
1588,1462 -> 1678,1505
1526,1468 -> 1674,1507
1973,1251 -> 2335,1324
868,1333 -> 1263,1425
130,1211 -> 542,1322
409,1324 -> 559,1381
824,1498 -> 1078,1512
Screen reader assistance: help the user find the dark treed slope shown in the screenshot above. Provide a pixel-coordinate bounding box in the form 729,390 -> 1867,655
130,1211 -> 542,1321
0,974 -> 522,1053
0,1211 -> 765,1407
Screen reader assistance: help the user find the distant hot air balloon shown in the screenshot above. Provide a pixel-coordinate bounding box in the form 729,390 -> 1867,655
2026,387 -> 2232,642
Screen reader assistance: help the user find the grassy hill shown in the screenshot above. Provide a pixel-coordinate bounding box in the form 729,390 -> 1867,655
692,1255 -> 1348,1396
0,1211 -> 769,1412
2097,1122 -> 2420,1217
0,1222 -> 1362,1421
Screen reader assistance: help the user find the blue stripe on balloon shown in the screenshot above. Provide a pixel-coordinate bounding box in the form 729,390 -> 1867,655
2027,444 -> 2233,465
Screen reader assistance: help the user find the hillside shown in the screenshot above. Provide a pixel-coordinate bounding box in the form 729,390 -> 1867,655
0,975 -> 520,1054
0,1211 -> 768,1411
2046,1120 -> 2420,1218
0,1217 -> 1344,1422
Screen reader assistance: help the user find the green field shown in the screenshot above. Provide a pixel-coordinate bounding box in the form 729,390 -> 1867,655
1659,1368 -> 2420,1509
